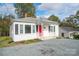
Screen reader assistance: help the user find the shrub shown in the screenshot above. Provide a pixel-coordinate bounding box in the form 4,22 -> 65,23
73,35 -> 79,39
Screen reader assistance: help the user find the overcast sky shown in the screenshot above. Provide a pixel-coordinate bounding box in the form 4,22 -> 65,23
0,3 -> 79,20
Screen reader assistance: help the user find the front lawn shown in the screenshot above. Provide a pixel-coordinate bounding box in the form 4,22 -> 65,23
0,36 -> 42,48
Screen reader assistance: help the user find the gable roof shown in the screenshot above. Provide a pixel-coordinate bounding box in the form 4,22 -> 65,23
60,27 -> 79,31
11,17 -> 59,25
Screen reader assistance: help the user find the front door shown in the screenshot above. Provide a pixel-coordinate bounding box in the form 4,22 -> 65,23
36,24 -> 43,36
38,24 -> 43,36
61,33 -> 64,37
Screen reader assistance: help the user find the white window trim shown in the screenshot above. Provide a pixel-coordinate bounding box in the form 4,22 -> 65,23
14,24 -> 19,35
20,24 -> 23,34
31,25 -> 36,33
14,22 -> 36,35
25,24 -> 31,34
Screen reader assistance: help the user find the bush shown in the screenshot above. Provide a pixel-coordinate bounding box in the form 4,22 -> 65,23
73,35 -> 79,39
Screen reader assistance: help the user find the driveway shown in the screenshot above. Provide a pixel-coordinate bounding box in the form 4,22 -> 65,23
0,39 -> 79,56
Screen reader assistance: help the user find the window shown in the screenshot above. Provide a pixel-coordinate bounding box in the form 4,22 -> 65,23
32,25 -> 36,33
15,24 -> 18,34
50,26 -> 53,32
49,26 -> 55,32
49,26 -> 53,32
36,25 -> 38,32
20,24 -> 23,34
25,25 -> 31,33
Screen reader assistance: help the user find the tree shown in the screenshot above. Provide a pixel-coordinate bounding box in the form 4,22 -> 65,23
48,15 -> 60,22
0,14 -> 14,36
74,10 -> 79,21
59,20 -> 75,27
60,15 -> 77,28
14,3 -> 36,18
75,10 -> 79,16
72,10 -> 79,28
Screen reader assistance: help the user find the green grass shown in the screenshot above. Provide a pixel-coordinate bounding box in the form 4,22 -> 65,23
0,36 -> 42,48
0,36 -> 13,48
16,39 -> 41,44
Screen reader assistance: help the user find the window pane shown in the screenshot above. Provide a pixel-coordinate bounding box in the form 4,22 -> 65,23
25,25 -> 31,33
15,24 -> 18,34
49,26 -> 53,32
33,25 -> 36,33
50,26 -> 53,32
20,24 -> 23,34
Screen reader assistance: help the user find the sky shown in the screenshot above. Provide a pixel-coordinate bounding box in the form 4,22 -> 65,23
0,3 -> 79,20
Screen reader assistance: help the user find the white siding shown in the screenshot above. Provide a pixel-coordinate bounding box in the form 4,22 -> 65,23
10,22 -> 59,42
12,22 -> 37,41
55,25 -> 59,37
49,24 -> 59,37
42,24 -> 59,38
42,25 -> 49,37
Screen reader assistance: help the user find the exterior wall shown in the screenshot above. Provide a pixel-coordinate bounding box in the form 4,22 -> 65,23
59,28 -> 70,38
50,24 -> 59,37
59,28 -> 79,38
55,24 -> 59,37
10,22 -> 59,42
42,24 -> 49,37
11,22 -> 37,42
42,24 -> 59,38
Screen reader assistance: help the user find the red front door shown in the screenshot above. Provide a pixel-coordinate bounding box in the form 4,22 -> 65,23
38,24 -> 43,36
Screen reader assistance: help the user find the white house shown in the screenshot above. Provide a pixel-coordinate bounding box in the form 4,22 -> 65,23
10,17 -> 59,42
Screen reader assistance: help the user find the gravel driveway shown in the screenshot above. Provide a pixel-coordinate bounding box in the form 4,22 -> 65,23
0,39 -> 79,56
